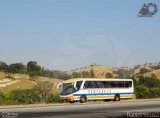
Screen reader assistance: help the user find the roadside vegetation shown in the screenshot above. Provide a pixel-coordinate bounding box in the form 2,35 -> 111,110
0,81 -> 60,105
133,74 -> 160,99
0,60 -> 160,105
0,60 -> 71,80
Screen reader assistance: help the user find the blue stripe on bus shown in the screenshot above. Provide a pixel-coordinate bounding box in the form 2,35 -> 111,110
73,92 -> 133,96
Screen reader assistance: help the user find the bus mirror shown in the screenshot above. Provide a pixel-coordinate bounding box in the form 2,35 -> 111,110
57,83 -> 62,90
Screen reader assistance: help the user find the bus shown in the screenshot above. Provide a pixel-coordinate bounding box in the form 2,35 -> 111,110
58,78 -> 134,103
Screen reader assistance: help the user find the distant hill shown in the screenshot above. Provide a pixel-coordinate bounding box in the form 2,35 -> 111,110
144,69 -> 160,80
69,62 -> 160,79
69,65 -> 118,78
1,60 -> 160,93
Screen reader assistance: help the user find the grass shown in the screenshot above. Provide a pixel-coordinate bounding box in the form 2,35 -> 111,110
0,79 -> 36,93
70,65 -> 117,78
0,72 -> 63,93
144,69 -> 160,80
0,72 -> 5,80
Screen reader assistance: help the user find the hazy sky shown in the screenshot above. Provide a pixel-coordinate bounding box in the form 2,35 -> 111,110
0,0 -> 160,70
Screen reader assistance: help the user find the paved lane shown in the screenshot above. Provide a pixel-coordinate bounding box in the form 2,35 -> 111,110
0,101 -> 160,118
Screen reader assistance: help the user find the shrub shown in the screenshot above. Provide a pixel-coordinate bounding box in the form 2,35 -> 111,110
139,68 -> 149,74
0,92 -> 5,99
7,63 -> 26,74
148,87 -> 160,98
105,72 -> 113,78
138,75 -> 160,88
34,81 -> 53,100
27,61 -> 42,79
7,89 -> 41,104
0,98 -> 18,105
114,69 -> 133,79
47,90 -> 60,103
135,85 -> 149,99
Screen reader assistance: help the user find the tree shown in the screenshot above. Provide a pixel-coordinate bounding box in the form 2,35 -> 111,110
139,68 -> 149,74
35,81 -> 53,100
90,69 -> 95,78
41,68 -> 54,78
53,70 -> 71,80
105,72 -> 113,78
134,65 -> 140,70
0,61 -> 8,72
114,69 -> 133,79
151,64 -> 160,70
72,72 -> 81,78
81,71 -> 90,78
27,61 -> 41,79
7,63 -> 26,74
138,74 -> 160,88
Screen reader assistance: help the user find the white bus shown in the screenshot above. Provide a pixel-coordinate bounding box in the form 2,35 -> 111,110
58,78 -> 134,103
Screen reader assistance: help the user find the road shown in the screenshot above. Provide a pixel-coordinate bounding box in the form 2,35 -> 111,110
0,100 -> 160,118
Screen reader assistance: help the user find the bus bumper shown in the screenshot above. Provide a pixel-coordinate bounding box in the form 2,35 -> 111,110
60,96 -> 74,102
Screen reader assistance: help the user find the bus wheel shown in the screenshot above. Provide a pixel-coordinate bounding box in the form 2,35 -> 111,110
80,96 -> 87,103
114,94 -> 120,101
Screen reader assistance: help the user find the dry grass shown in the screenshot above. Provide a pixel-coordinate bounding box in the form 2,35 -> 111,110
70,65 -> 117,78
134,65 -> 153,74
0,72 -> 63,93
0,79 -> 36,93
144,69 -> 160,80
36,76 -> 63,88
0,72 -> 5,80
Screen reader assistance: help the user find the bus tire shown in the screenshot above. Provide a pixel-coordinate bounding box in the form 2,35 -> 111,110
114,94 -> 120,101
80,95 -> 87,103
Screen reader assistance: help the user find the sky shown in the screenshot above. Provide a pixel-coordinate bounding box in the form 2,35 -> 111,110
0,0 -> 160,71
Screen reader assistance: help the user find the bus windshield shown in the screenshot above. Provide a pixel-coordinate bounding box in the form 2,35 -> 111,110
60,82 -> 75,95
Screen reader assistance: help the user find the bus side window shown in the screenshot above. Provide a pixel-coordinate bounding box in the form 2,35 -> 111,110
117,81 -> 124,87
110,81 -> 116,87
96,81 -> 105,88
128,81 -> 132,87
107,81 -> 112,88
84,81 -> 89,88
125,81 -> 132,87
90,81 -> 97,88
104,81 -> 109,88
84,81 -> 97,88
84,81 -> 92,88
76,81 -> 83,90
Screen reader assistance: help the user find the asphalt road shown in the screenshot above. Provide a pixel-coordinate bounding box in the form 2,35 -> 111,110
0,100 -> 160,118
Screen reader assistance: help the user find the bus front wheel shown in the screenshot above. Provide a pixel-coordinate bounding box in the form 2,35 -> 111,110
80,96 -> 87,103
114,94 -> 120,101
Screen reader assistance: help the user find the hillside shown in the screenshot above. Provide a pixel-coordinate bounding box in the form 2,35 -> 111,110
144,69 -> 160,80
0,72 -> 63,93
69,63 -> 160,79
70,65 -> 118,78
1,61 -> 160,93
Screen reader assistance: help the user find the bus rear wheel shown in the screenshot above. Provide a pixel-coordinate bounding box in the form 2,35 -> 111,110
114,94 -> 120,101
80,96 -> 87,103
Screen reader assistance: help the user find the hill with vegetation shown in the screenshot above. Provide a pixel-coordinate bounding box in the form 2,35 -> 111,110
0,60 -> 160,105
69,62 -> 160,80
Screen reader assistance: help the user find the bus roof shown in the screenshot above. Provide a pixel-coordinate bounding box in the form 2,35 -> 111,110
63,78 -> 133,83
